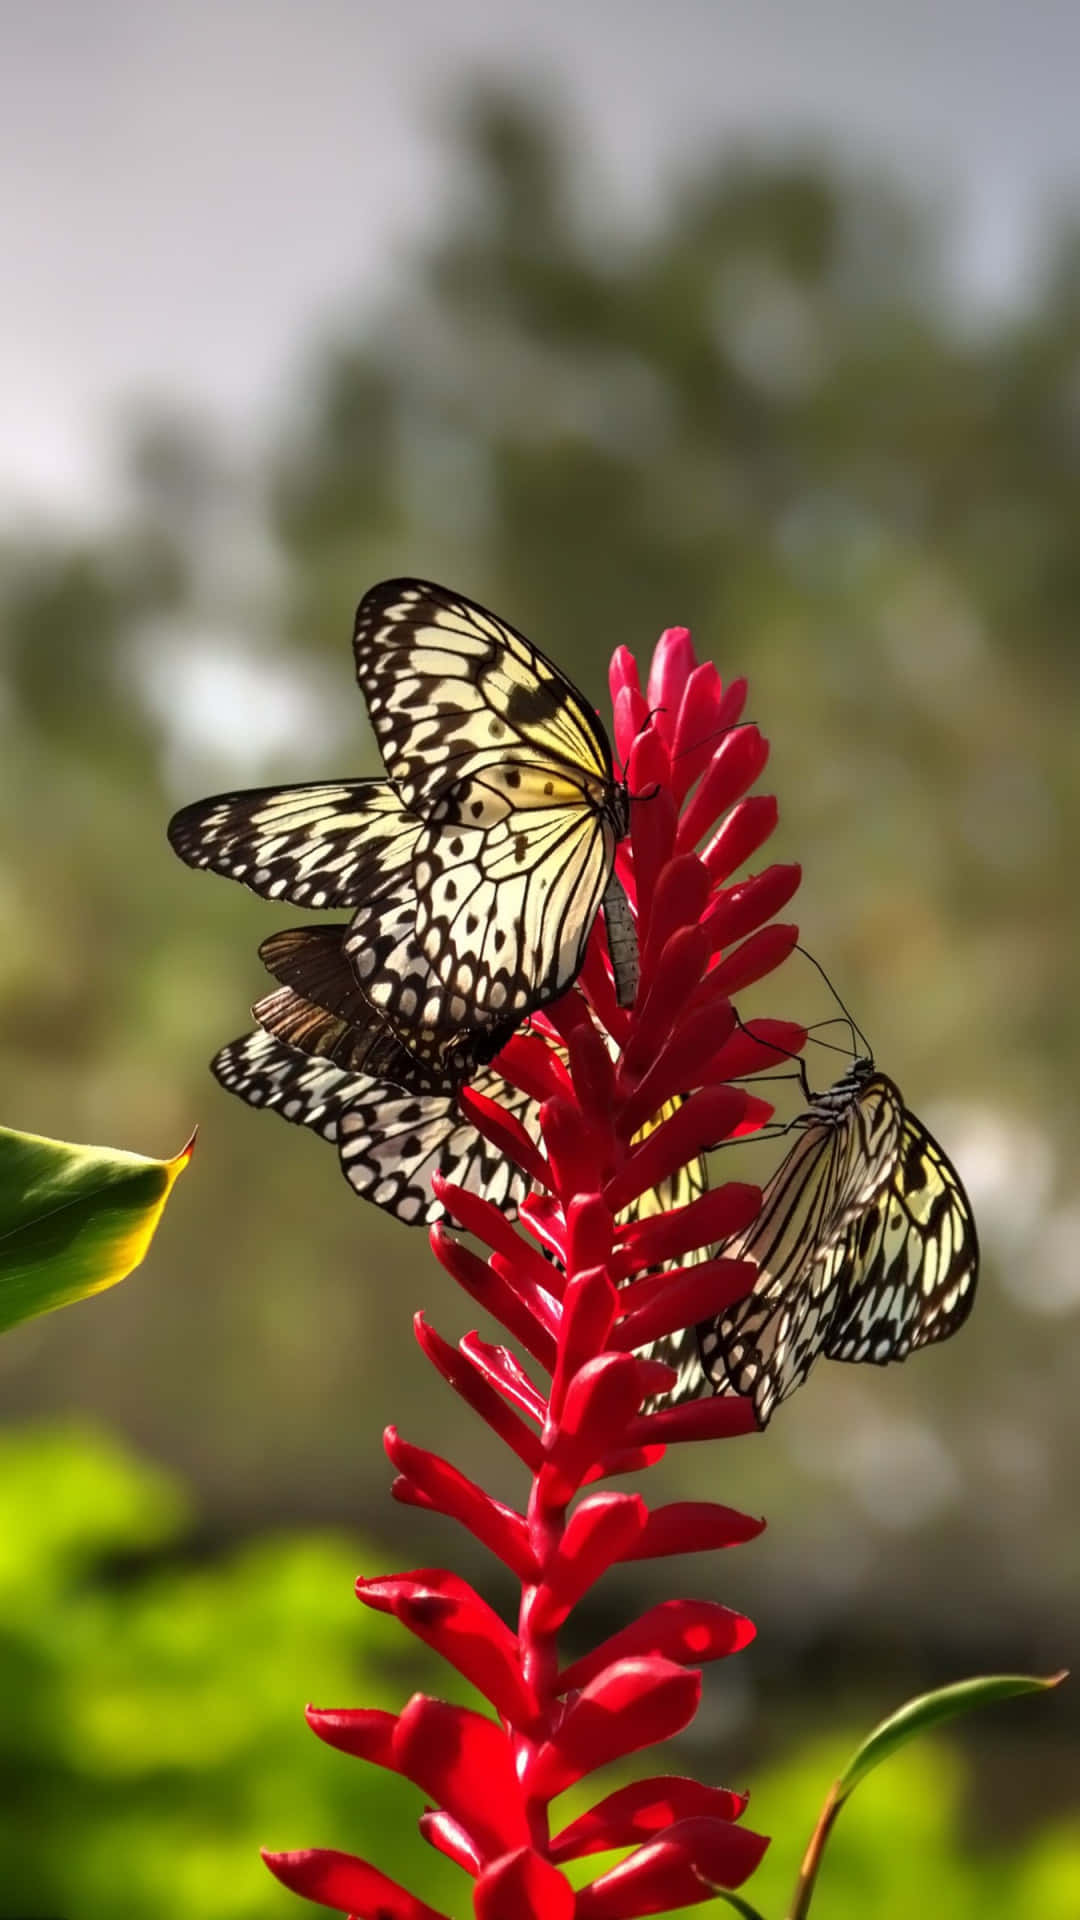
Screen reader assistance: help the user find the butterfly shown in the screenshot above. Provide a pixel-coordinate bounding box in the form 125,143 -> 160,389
211,1029 -> 539,1225
665,1057 -> 978,1426
168,579 -> 639,1092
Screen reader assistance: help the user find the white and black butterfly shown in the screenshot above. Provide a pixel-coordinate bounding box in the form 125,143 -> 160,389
659,1057 -> 978,1426
168,579 -> 639,1092
211,1029 -> 539,1226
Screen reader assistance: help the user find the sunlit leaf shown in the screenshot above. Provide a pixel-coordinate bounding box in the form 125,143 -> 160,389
0,1124 -> 195,1334
834,1670 -> 1067,1804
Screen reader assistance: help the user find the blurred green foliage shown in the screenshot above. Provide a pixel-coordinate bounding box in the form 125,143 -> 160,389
0,1423 -> 1075,1920
0,79 -> 1077,1805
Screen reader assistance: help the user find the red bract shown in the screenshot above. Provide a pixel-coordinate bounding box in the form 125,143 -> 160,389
265,629 -> 803,1918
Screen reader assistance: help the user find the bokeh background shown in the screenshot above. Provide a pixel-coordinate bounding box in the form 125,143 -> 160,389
2,3 -> 1078,1914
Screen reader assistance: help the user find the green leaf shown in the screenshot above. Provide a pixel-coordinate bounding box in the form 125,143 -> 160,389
834,1670 -> 1068,1806
0,1123 -> 194,1334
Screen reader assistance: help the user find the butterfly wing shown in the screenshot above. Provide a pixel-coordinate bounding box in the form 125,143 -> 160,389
353,577 -> 619,813
211,1031 -> 539,1227
337,1068 -> 540,1227
697,1075 -> 904,1424
824,1109 -> 979,1365
255,920 -> 502,1096
211,1030 -> 364,1141
167,778 -> 418,909
408,766 -> 617,1022
353,579 -> 631,1021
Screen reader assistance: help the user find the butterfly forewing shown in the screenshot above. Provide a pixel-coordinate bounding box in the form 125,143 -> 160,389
353,578 -> 618,812
167,778 -> 416,910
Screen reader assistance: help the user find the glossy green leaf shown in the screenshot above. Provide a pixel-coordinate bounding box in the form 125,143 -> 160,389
834,1670 -> 1067,1805
0,1123 -> 194,1334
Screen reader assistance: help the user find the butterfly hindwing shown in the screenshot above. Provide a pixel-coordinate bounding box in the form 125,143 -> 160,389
824,1111 -> 979,1365
211,1030 -> 540,1227
337,1070 -> 539,1227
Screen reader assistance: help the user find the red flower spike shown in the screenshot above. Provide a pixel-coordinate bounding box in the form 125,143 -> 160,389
627,740 -> 677,916
617,1182 -> 761,1270
612,1258 -> 758,1354
582,1441 -> 666,1484
621,925 -> 710,1076
603,1086 -> 749,1213
549,1266 -> 619,1420
645,626 -> 696,747
577,929 -> 627,1042
669,664 -> 727,804
458,1335 -> 548,1424
565,1192 -> 614,1273
530,1492 -> 648,1631
706,920 -> 799,995
305,1706 -> 398,1766
701,793 -> 779,883
356,1570 -> 539,1728
262,1849 -> 448,1920
564,1012 -> 619,1121
474,1847 -> 576,1920
267,624 -> 802,1918
418,1811 -> 483,1876
458,1085 -> 553,1192
542,1353 -> 648,1496
385,1431 -> 537,1582
674,726 -> 770,858
629,1395 -> 759,1447
413,1316 -> 545,1470
430,1225 -> 559,1368
703,863 -> 803,954
391,1695 -> 529,1860
550,1778 -> 749,1863
708,1016 -> 807,1081
575,1815 -> 769,1917
527,1659 -> 702,1800
491,1031 -> 573,1105
639,853 -> 712,977
559,1597 -> 755,1693
540,1094 -> 608,1203
615,1000 -> 737,1140
628,1500 -> 766,1558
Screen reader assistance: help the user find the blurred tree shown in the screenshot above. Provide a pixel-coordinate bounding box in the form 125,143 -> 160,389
0,87 -> 1077,1740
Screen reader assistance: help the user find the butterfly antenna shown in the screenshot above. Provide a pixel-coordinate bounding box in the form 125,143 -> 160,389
795,946 -> 873,1062
667,717 -> 755,768
731,1010 -> 813,1104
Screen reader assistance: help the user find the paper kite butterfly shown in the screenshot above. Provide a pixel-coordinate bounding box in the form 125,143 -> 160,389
651,1056 -> 979,1426
168,579 -> 638,1094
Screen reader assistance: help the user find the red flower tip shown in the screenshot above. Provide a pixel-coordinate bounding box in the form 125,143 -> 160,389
473,1847 -> 576,1920
575,1814 -> 770,1917
261,1848 -> 449,1919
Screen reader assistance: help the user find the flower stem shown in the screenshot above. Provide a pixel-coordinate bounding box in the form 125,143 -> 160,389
784,1778 -> 841,1920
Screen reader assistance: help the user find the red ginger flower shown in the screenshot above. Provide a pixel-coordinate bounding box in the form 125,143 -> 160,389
265,628 -> 804,1918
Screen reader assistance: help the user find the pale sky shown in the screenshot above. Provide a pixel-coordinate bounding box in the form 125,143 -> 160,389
3,0 -> 1079,522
